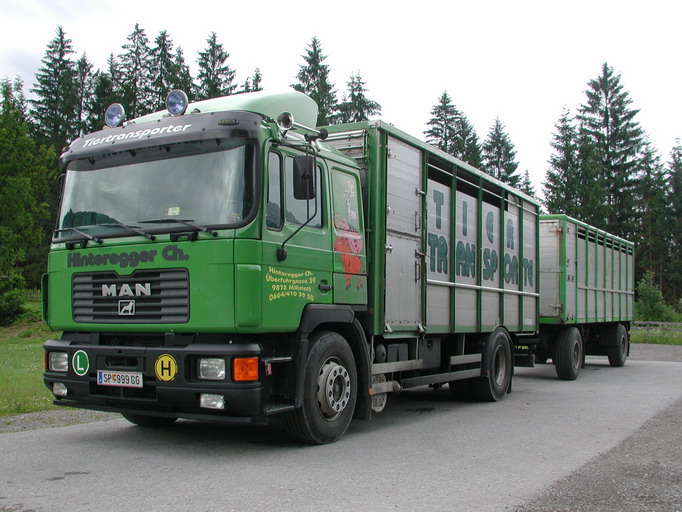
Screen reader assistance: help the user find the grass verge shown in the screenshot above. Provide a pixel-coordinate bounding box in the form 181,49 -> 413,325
0,296 -> 60,417
631,329 -> 682,346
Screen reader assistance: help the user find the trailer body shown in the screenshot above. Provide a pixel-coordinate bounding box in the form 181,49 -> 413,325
539,214 -> 634,325
41,90 -> 631,443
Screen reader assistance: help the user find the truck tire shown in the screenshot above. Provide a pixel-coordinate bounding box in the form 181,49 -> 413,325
555,327 -> 582,380
284,331 -> 357,444
607,323 -> 629,367
122,414 -> 177,427
470,328 -> 512,402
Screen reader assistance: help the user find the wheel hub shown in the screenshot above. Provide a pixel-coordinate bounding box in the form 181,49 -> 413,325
317,359 -> 351,420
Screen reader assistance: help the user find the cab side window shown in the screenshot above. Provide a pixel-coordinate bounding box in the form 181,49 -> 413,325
266,151 -> 282,230
284,156 -> 322,228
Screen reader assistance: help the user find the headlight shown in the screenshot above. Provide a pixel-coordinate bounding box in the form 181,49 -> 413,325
49,352 -> 69,372
198,358 -> 226,380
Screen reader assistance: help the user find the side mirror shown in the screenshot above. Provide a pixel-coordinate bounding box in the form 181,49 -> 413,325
293,155 -> 316,200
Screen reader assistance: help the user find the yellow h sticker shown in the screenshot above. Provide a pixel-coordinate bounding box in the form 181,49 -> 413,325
155,354 -> 178,382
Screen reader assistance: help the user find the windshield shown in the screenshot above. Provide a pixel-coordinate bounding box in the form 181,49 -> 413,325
55,139 -> 256,240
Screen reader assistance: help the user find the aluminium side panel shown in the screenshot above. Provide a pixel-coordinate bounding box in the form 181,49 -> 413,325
520,200 -> 539,330
539,219 -> 561,319
454,189 -> 478,329
426,177 -> 452,328
384,136 -> 422,329
565,219 -> 577,321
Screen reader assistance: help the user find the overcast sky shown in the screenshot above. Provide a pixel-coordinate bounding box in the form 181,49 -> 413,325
2,0 -> 680,194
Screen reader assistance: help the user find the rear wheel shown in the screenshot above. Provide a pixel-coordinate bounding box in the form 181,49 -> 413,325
122,414 -> 177,427
607,323 -> 629,367
285,331 -> 357,444
555,327 -> 582,380
470,328 -> 512,402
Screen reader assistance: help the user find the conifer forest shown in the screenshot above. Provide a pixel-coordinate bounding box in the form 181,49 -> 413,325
1,26 -> 681,320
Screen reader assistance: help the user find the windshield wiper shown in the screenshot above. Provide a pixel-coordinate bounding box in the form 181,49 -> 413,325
53,227 -> 103,248
98,222 -> 156,241
138,219 -> 218,237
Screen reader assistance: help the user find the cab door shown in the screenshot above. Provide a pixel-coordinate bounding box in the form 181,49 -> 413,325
259,148 -> 333,332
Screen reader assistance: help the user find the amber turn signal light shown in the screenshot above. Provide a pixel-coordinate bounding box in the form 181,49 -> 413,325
233,357 -> 259,382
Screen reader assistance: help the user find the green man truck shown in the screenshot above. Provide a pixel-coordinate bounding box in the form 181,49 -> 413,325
42,90 -> 634,444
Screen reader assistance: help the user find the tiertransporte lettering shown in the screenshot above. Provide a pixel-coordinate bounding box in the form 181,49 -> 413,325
81,123 -> 192,148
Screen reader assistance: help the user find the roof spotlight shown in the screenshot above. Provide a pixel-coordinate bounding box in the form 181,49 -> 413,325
166,90 -> 189,116
104,103 -> 125,128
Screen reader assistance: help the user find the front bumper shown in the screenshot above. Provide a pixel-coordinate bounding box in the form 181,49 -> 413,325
43,338 -> 269,422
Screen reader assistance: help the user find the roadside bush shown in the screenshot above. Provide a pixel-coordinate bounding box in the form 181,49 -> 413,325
0,274 -> 26,326
635,271 -> 679,322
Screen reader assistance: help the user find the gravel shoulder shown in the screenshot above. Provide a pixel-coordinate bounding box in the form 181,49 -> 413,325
514,396 -> 682,511
0,408 -> 116,434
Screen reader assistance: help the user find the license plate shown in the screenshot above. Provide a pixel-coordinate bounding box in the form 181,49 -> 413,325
97,370 -> 143,388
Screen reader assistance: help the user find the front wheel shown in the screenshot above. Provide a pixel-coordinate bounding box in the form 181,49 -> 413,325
555,327 -> 583,380
470,328 -> 512,402
285,331 -> 357,444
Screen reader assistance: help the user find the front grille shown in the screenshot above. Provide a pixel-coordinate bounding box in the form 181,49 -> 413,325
73,269 -> 189,323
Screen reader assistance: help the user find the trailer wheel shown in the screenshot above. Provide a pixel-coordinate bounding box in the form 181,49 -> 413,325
122,414 -> 177,427
470,328 -> 512,402
555,327 -> 582,380
607,323 -> 629,367
285,331 -> 357,444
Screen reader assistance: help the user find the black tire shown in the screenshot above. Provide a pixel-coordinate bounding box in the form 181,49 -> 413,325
470,328 -> 512,402
285,331 -> 357,444
555,327 -> 582,380
122,414 -> 177,427
607,323 -> 629,367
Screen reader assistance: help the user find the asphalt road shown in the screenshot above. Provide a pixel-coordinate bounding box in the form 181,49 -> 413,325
1,345 -> 681,512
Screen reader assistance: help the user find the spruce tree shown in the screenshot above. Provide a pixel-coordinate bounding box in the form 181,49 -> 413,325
634,142 -> 669,294
118,23 -> 154,118
73,54 -> 93,137
574,129 -> 608,227
425,91 -> 458,154
243,68 -> 263,92
29,26 -> 78,152
425,91 -> 481,167
666,142 -> 682,305
195,32 -> 236,100
336,72 -> 381,123
84,55 -> 120,132
577,63 -> 644,239
150,30 -> 176,110
0,79 -> 58,286
544,108 -> 581,215
518,170 -> 536,198
481,118 -> 520,187
292,37 -> 337,126
453,113 -> 482,168
171,47 -> 194,99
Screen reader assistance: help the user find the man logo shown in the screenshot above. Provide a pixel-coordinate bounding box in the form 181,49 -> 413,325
102,283 -> 151,297
118,300 -> 135,315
